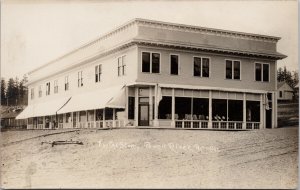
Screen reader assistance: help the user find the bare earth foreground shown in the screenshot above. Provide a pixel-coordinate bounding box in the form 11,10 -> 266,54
0,127 -> 298,189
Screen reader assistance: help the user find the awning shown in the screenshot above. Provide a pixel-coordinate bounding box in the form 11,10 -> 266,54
15,105 -> 34,119
34,97 -> 71,117
16,97 -> 71,119
57,85 -> 125,114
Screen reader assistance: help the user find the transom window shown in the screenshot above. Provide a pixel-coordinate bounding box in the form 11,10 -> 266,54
170,54 -> 179,75
95,64 -> 102,83
226,60 -> 241,80
193,57 -> 210,77
54,80 -> 58,93
255,63 -> 269,82
78,71 -> 83,87
46,82 -> 50,96
142,52 -> 160,73
65,76 -> 69,91
118,55 -> 126,76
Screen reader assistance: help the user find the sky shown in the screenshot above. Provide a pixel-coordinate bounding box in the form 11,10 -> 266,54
1,0 -> 298,79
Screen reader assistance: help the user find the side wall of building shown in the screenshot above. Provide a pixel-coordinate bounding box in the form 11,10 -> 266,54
27,46 -> 139,105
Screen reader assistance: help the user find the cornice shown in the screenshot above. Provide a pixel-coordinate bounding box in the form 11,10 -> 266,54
134,18 -> 280,43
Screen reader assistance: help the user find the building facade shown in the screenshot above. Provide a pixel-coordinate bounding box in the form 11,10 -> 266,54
17,18 -> 286,130
277,82 -> 293,101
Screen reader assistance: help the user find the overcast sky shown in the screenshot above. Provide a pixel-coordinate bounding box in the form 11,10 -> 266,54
1,0 -> 298,79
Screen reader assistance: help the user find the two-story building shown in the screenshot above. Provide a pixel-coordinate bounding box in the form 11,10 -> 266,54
17,18 -> 286,130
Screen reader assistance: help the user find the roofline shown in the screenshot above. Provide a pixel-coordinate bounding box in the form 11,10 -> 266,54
27,18 -> 282,76
134,18 -> 281,41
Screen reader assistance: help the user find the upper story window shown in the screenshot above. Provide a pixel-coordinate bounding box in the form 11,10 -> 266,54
255,63 -> 269,82
46,82 -> 50,96
193,57 -> 210,77
65,76 -> 69,91
95,65 -> 102,83
54,80 -> 58,94
30,88 -> 34,100
170,54 -> 179,75
279,91 -> 283,98
118,55 -> 126,76
78,71 -> 83,87
38,85 -> 42,98
226,60 -> 241,80
142,52 -> 160,73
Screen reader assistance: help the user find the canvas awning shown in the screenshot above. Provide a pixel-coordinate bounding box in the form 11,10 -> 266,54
15,105 -> 34,119
34,97 -> 71,117
16,97 -> 71,119
57,85 -> 126,114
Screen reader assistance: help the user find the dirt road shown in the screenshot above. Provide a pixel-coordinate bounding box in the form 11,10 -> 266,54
0,127 -> 298,188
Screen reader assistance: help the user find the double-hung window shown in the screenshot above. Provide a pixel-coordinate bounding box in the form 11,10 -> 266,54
170,54 -> 179,75
193,57 -> 210,77
54,80 -> 58,93
255,63 -> 269,82
95,65 -> 102,83
78,71 -> 83,87
30,88 -> 34,100
118,56 -> 126,76
65,76 -> 69,91
38,85 -> 42,97
142,52 -> 160,73
226,60 -> 241,80
46,82 -> 50,96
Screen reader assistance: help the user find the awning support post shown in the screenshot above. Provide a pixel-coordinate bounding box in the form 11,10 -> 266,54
103,109 -> 106,128
113,108 -> 116,128
243,93 -> 246,129
208,90 -> 212,129
171,88 -> 175,128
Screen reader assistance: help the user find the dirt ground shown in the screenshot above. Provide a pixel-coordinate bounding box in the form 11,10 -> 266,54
0,127 -> 298,189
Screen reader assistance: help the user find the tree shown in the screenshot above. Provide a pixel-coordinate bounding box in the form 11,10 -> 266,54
1,78 -> 6,105
6,78 -> 18,106
277,66 -> 297,88
19,75 -> 28,105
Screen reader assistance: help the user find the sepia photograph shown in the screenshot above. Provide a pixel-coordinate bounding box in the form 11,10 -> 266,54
0,0 -> 298,189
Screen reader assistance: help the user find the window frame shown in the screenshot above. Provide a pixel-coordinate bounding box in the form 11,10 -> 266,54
30,88 -> 34,100
78,71 -> 83,87
38,85 -> 42,98
117,55 -> 126,77
279,91 -> 283,98
95,64 -> 102,83
254,62 -> 270,82
225,59 -> 242,80
141,51 -> 161,74
65,76 -> 69,91
193,56 -> 211,78
54,80 -> 58,94
169,54 -> 180,75
46,82 -> 50,96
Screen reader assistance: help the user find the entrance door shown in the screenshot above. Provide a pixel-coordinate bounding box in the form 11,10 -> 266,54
266,109 -> 272,128
139,104 -> 149,126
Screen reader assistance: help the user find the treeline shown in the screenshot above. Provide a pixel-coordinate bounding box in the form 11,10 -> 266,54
277,66 -> 299,89
1,75 -> 28,106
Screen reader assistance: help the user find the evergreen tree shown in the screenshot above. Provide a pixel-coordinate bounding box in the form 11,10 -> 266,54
6,78 -> 17,106
1,78 -> 6,105
19,75 -> 28,105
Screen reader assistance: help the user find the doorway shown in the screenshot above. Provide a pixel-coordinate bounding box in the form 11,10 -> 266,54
266,109 -> 272,128
139,104 -> 149,126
